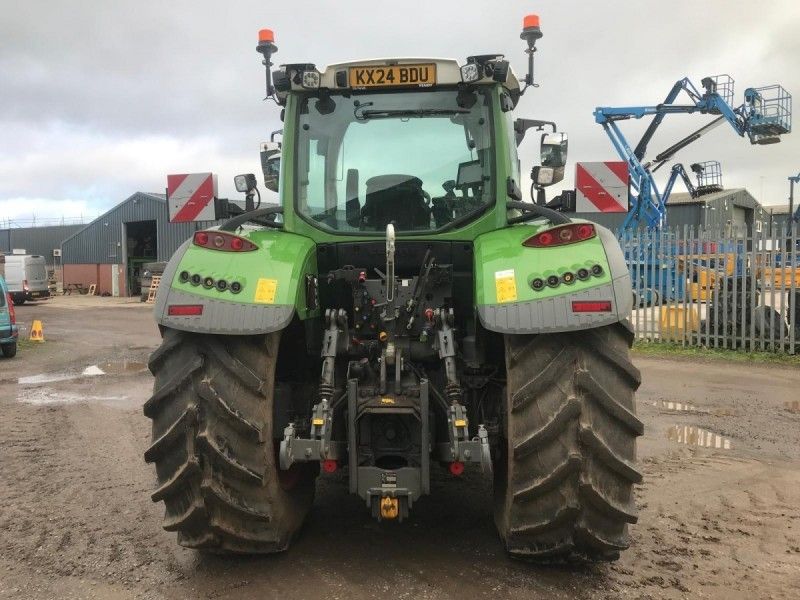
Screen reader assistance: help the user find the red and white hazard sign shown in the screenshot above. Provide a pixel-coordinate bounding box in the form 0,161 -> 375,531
167,173 -> 218,223
575,162 -> 629,213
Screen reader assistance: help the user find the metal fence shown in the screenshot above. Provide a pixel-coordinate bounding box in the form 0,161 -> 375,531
623,223 -> 799,354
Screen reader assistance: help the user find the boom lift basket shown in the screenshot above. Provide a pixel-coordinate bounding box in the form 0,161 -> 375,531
746,84 -> 792,138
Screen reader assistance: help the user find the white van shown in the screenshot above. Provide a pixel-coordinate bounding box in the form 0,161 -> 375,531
4,255 -> 50,305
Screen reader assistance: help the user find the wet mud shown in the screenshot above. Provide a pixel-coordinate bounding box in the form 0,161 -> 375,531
1,297 -> 799,599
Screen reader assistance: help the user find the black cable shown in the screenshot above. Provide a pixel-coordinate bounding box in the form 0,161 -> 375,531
506,201 -> 572,225
219,205 -> 283,231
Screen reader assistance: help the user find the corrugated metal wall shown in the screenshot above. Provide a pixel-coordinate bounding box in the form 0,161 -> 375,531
571,189 -> 769,233
0,225 -> 84,265
571,204 -> 703,231
61,192 -> 218,264
768,212 -> 795,237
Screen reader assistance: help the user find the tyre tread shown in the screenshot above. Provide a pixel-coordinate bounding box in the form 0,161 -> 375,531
497,323 -> 642,562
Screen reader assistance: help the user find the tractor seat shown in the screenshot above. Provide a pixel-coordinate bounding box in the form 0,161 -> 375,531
361,174 -> 430,231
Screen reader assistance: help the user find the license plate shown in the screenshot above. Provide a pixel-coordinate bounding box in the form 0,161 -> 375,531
349,64 -> 436,89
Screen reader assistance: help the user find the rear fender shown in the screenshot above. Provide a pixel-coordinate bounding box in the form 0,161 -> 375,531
154,230 -> 318,335
474,221 -> 632,334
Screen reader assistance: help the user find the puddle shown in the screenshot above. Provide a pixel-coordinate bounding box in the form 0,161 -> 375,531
785,400 -> 800,414
666,425 -> 731,450
653,400 -> 707,413
17,373 -> 81,385
93,360 -> 147,375
17,388 -> 130,406
18,360 -> 148,385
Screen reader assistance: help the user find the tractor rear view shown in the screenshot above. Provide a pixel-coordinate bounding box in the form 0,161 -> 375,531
144,15 -> 642,561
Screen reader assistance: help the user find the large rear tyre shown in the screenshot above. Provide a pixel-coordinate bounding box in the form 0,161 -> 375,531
494,323 -> 643,562
144,328 -> 317,553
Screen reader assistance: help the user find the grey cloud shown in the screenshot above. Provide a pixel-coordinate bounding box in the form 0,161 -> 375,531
0,0 -> 798,211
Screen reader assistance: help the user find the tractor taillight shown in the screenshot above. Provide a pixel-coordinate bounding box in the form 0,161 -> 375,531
523,224 -> 596,248
22,279 -> 29,292
168,304 -> 204,316
193,231 -> 257,252
7,293 -> 16,324
571,300 -> 612,313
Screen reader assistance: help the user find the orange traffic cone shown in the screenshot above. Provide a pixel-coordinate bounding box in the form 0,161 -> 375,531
29,320 -> 45,342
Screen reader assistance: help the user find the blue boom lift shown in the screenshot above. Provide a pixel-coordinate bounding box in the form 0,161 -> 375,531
591,75 -> 792,301
596,74 -> 792,231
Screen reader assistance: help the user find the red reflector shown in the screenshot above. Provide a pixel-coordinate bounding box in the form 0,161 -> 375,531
7,293 -> 16,324
193,230 -> 256,252
322,459 -> 338,473
523,224 -> 596,248
571,301 -> 612,313
168,304 -> 204,316
576,224 -> 595,240
449,461 -> 465,476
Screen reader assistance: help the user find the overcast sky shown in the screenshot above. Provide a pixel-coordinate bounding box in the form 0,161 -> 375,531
1,0 -> 798,225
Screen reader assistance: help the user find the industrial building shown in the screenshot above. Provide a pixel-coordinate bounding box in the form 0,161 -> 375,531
766,204 -> 798,238
571,187 -> 770,234
61,192 -> 217,296
0,224 -> 84,267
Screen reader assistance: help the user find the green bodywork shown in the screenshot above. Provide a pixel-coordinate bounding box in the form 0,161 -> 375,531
161,84 -> 615,324
170,230 -> 318,319
473,223 -> 611,305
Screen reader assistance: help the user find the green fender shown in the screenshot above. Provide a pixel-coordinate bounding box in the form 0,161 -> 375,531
153,229 -> 318,335
473,221 -> 632,334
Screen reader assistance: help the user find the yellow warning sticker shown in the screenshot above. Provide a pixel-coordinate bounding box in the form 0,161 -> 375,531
254,278 -> 277,304
495,269 -> 517,303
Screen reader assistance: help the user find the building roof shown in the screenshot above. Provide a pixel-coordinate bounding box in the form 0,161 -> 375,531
765,204 -> 792,214
667,188 -> 746,206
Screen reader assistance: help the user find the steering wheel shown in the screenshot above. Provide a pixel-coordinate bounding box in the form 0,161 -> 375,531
422,189 -> 432,207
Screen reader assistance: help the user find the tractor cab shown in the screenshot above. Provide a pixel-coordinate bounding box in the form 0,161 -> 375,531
250,19 -> 568,237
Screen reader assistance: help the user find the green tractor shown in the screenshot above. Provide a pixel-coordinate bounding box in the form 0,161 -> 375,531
144,14 -> 642,561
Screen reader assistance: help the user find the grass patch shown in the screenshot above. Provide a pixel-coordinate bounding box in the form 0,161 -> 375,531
632,340 -> 800,365
15,338 -> 49,351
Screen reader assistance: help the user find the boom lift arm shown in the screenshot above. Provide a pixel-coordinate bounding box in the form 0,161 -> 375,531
594,75 -> 792,231
791,173 -> 800,224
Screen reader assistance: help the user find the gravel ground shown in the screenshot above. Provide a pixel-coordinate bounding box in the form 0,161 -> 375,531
1,296 -> 799,599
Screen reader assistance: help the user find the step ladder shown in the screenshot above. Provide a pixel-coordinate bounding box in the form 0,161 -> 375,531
146,275 -> 161,304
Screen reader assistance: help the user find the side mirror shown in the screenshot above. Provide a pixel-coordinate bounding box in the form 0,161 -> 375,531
540,132 -> 568,168
531,132 -> 567,187
260,141 -> 281,192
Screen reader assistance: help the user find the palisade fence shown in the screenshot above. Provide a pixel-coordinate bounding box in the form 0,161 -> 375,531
622,223 -> 799,355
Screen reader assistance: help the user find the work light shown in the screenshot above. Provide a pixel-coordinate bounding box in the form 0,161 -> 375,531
460,63 -> 480,83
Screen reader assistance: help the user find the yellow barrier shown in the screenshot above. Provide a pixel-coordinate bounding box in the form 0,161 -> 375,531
659,305 -> 700,340
29,319 -> 45,342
